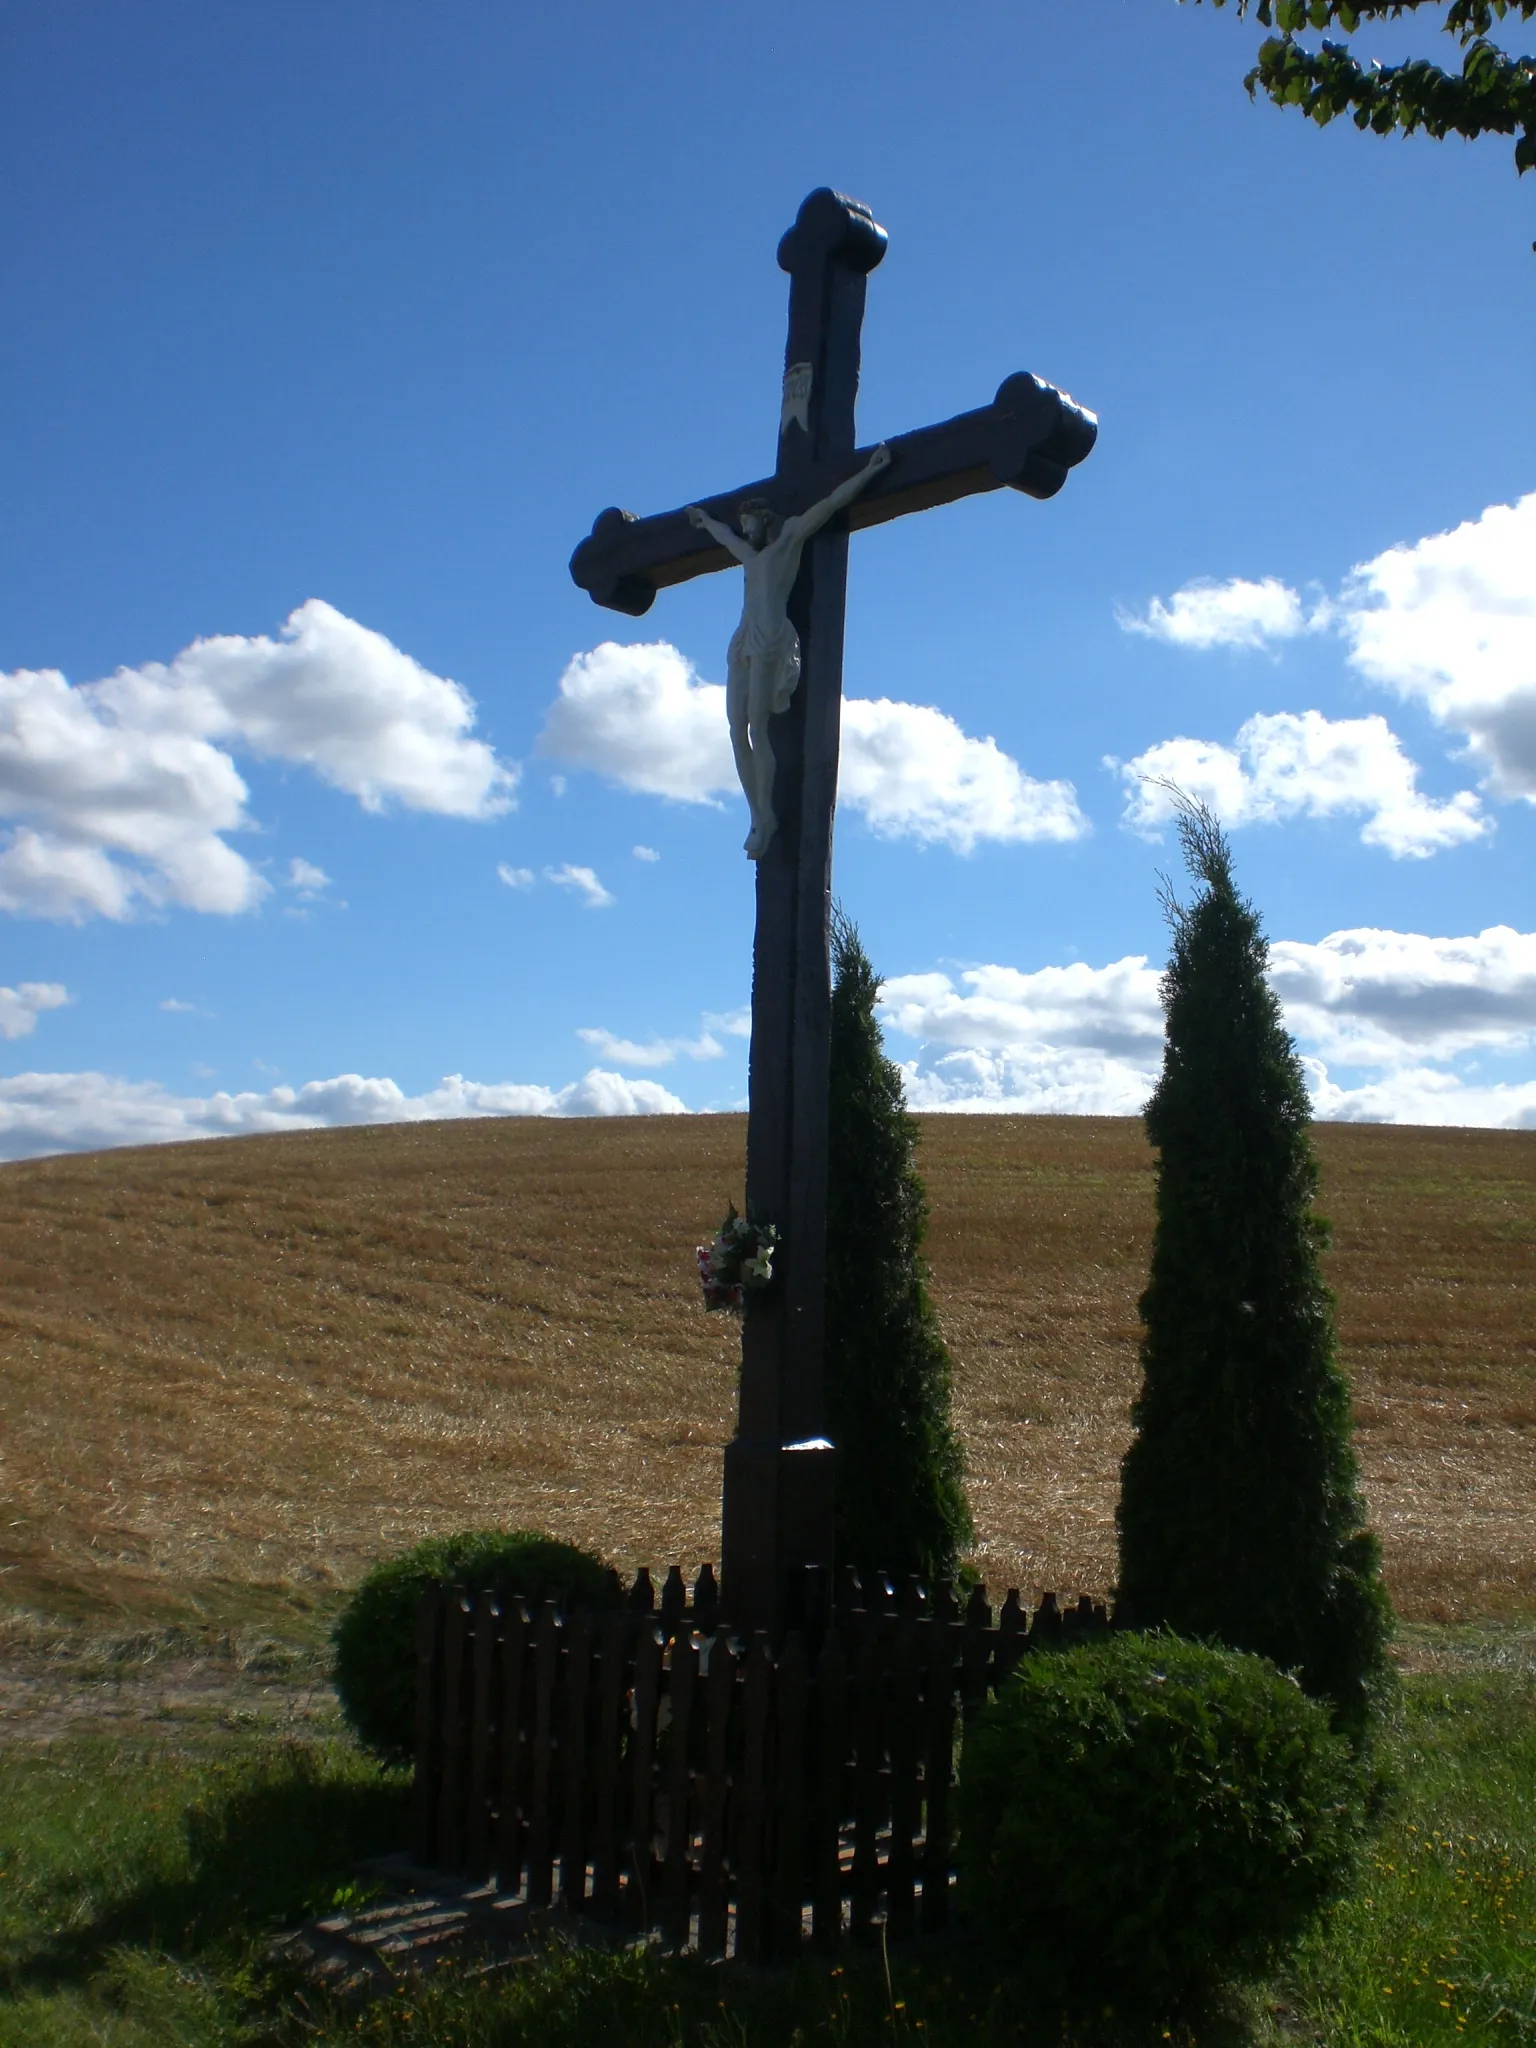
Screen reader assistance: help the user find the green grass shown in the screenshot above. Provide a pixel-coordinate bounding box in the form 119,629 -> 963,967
1276,1666 -> 1536,2045
1,1637 -> 1533,2047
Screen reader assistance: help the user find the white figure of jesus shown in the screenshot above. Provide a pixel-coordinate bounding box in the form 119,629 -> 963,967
687,443 -> 892,858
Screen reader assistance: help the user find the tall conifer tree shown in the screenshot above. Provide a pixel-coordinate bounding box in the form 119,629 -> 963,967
1116,802 -> 1391,1735
825,910 -> 972,1585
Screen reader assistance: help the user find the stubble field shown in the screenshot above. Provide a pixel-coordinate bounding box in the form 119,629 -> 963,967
1,1112 -> 1532,1639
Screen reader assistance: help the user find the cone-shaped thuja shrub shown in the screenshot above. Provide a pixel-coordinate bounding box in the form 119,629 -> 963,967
1115,802 -> 1392,1737
825,909 -> 972,1585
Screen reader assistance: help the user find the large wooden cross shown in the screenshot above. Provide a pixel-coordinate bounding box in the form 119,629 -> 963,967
570,188 -> 1095,1635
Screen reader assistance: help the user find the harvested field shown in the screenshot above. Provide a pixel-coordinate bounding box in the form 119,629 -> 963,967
0,1115 -> 1531,1627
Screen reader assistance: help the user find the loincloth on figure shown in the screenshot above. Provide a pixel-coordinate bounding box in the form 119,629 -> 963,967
728,615 -> 802,717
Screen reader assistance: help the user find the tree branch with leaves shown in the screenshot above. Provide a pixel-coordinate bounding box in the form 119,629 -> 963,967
1194,1 -> 1536,188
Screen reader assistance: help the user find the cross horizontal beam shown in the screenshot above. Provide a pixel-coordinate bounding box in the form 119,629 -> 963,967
570,371 -> 1097,618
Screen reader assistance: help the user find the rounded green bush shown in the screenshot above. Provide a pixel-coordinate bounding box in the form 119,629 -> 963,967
332,1529 -> 616,1766
955,1630 -> 1366,2014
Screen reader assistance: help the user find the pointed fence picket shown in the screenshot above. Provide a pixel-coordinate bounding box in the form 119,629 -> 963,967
411,1563 -> 1109,1962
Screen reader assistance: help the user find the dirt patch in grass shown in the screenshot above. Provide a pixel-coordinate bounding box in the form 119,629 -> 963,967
0,1115 -> 1530,1626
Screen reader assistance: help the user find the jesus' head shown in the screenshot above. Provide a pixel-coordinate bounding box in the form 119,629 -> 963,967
736,499 -> 780,547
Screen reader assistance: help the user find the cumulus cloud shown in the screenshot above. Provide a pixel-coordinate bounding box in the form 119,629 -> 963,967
497,863 -> 535,889
878,926 -> 1536,1130
1115,709 -> 1488,858
1304,1063 -> 1536,1129
881,958 -> 1164,1062
881,957 -> 1164,1115
632,844 -> 660,862
287,857 -> 330,897
538,641 -> 1086,852
539,643 -> 730,803
544,863 -> 614,909
0,981 -> 69,1041
0,1065 -> 689,1163
0,602 -> 516,922
1269,925 -> 1536,1066
576,1025 -> 724,1068
1340,493 -> 1536,804
839,697 -> 1085,851
1118,577 -> 1328,651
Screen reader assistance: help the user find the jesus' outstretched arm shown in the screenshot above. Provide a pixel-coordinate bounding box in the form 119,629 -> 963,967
687,504 -> 758,565
782,443 -> 892,544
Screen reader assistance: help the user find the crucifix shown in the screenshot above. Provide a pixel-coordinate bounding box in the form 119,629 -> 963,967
570,188 -> 1096,1635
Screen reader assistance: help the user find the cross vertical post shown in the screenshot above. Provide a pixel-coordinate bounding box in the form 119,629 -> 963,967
567,188 -> 1096,1644
721,191 -> 888,1636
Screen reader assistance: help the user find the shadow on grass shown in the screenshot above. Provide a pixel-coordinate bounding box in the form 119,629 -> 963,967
7,1742 -> 410,1994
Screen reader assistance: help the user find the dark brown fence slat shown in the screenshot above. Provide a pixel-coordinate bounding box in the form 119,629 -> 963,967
411,1584 -> 445,1866
466,1591 -> 498,1879
434,1590 -> 471,1873
811,1623 -> 847,1952
660,1564 -> 688,1631
921,1614 -> 956,1934
886,1619 -> 922,1941
691,1562 -> 720,1632
961,1583 -> 993,1709
558,1613 -> 594,1912
696,1630 -> 735,1958
850,1620 -> 882,1940
661,1631 -> 699,1946
626,1622 -> 663,1931
1028,1589 -> 1062,1650
495,1601 -> 530,1893
769,1630 -> 810,1958
996,1588 -> 1028,1686
525,1602 -> 561,1910
628,1565 -> 656,1611
590,1611 -> 626,1919
735,1632 -> 773,1964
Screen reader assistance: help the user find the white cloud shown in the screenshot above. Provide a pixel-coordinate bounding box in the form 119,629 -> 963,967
0,981 -> 69,1042
881,957 -> 1164,1061
576,1025 -> 724,1068
539,643 -> 730,803
159,997 -> 196,1014
544,862 -> 614,909
1118,576 -> 1328,651
0,603 -> 516,923
99,600 -> 516,818
880,956 -> 1165,1115
1269,925 -> 1536,1066
899,1044 -> 1159,1116
881,927 -> 1536,1130
0,1065 -> 689,1163
287,857 -> 330,897
839,698 -> 1085,851
0,671 -> 263,918
1340,493 -> 1536,804
703,1005 -> 751,1039
1304,1061 -> 1536,1129
632,844 -> 660,862
1115,709 -> 1488,858
538,641 -> 1086,852
497,863 -> 535,889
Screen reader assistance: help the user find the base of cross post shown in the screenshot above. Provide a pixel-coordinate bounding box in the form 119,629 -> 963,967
720,1435 -> 837,1639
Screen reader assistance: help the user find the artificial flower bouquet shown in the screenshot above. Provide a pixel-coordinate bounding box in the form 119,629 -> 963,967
696,1203 -> 779,1312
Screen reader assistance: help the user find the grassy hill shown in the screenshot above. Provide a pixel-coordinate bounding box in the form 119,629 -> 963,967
1,1113 -> 1531,1630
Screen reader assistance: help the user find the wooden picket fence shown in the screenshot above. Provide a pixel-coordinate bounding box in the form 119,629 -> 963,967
412,1565 -> 1109,1960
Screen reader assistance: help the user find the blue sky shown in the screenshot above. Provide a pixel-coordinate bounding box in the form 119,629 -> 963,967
2,0 -> 1533,1156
